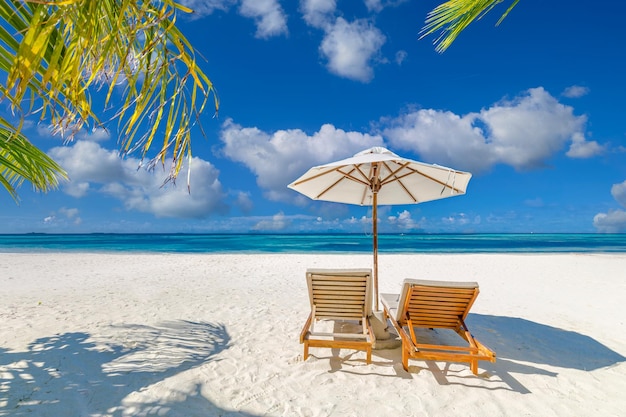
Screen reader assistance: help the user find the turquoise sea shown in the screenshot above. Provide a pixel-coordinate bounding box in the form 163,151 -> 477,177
1,233 -> 626,253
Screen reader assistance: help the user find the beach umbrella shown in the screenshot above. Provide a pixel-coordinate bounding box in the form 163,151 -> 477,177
288,146 -> 472,311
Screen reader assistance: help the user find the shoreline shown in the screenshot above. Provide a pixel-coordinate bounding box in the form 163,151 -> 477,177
1,253 -> 625,416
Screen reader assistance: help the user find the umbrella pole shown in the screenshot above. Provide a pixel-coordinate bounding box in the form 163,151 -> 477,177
372,192 -> 379,311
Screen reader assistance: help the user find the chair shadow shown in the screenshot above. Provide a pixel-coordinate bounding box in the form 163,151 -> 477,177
414,313 -> 626,393
319,313 -> 626,393
0,320 -> 259,416
467,313 -> 626,371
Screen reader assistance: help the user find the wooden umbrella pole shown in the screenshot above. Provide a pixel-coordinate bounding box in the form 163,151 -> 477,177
373,191 -> 379,311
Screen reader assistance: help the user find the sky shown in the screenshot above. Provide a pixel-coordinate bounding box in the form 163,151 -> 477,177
1,0 -> 626,234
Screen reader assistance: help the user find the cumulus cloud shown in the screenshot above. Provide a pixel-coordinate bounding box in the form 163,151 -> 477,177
611,181 -> 626,207
566,132 -> 604,158
387,209 -> 420,230
300,1 -> 386,82
441,213 -> 472,226
562,85 -> 590,98
300,0 -> 336,28
364,0 -> 408,13
234,191 -> 254,213
219,118 -> 384,202
382,87 -> 596,173
239,0 -> 288,38
43,207 -> 82,226
252,211 -> 290,231
179,0 -> 237,18
220,88 -> 599,206
593,210 -> 626,233
48,141 -> 228,219
319,17 -> 386,82
593,181 -> 626,232
180,0 -> 287,38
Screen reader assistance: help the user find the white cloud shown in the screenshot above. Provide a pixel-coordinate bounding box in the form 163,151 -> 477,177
387,209 -> 420,230
179,0 -> 237,18
48,141 -> 228,219
300,0 -> 336,28
395,50 -> 407,65
181,0 -> 288,38
239,0 -> 288,39
234,191 -> 254,213
48,141 -> 128,183
76,127 -> 111,142
300,2 -> 387,81
612,180 -> 626,207
320,17 -> 386,82
382,87 -> 594,173
566,132 -> 604,158
592,181 -> 626,232
42,207 -> 82,226
441,213 -> 471,226
252,211 -> 290,231
593,210 -> 626,233
364,0 -> 407,13
562,85 -> 590,98
64,181 -> 91,198
219,118 -> 384,202
364,0 -> 384,12
59,207 -> 79,218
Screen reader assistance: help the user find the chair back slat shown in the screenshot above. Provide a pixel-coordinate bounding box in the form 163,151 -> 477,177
307,269 -> 372,319
398,280 -> 479,328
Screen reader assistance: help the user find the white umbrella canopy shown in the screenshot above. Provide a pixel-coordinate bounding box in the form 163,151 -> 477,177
288,146 -> 472,310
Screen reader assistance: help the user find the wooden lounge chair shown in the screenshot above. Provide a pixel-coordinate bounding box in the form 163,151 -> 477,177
381,279 -> 495,375
300,268 -> 375,364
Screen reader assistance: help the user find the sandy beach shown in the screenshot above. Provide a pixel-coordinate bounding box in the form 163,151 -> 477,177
1,252 -> 625,416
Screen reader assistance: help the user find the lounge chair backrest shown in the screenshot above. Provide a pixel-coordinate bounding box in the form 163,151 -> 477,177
396,279 -> 479,328
381,278 -> 495,374
306,268 -> 372,319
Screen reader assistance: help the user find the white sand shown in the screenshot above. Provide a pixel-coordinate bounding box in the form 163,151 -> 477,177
1,252 -> 625,416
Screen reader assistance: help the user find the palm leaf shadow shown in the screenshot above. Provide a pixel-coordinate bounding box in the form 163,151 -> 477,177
0,320 -> 260,416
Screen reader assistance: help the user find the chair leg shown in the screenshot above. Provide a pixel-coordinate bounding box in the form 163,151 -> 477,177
366,347 -> 371,364
402,346 -> 409,371
470,359 -> 478,375
303,343 -> 309,360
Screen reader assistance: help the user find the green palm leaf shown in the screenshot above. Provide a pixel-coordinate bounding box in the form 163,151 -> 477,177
0,117 -> 67,201
0,0 -> 218,199
421,0 -> 520,52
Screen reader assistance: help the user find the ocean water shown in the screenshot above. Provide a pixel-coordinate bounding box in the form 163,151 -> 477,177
1,233 -> 625,254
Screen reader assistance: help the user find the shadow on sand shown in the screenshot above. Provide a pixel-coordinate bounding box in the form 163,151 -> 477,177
467,313 -> 626,371
0,320 -> 259,416
365,313 -> 625,393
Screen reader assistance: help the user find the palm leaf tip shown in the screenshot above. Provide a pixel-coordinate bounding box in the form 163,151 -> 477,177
420,0 -> 520,53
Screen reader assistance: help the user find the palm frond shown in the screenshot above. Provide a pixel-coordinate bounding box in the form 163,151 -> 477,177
420,0 -> 520,53
0,0 -> 218,196
0,116 -> 68,202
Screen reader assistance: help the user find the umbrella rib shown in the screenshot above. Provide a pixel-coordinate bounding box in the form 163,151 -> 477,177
379,162 -> 418,202
291,166 -> 342,186
323,167 -> 371,201
380,164 -> 467,195
295,166 -> 371,200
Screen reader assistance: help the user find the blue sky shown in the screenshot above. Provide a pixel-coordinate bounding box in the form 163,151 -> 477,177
2,0 -> 626,234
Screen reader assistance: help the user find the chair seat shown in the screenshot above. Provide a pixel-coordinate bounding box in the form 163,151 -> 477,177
300,268 -> 375,364
383,278 -> 495,375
